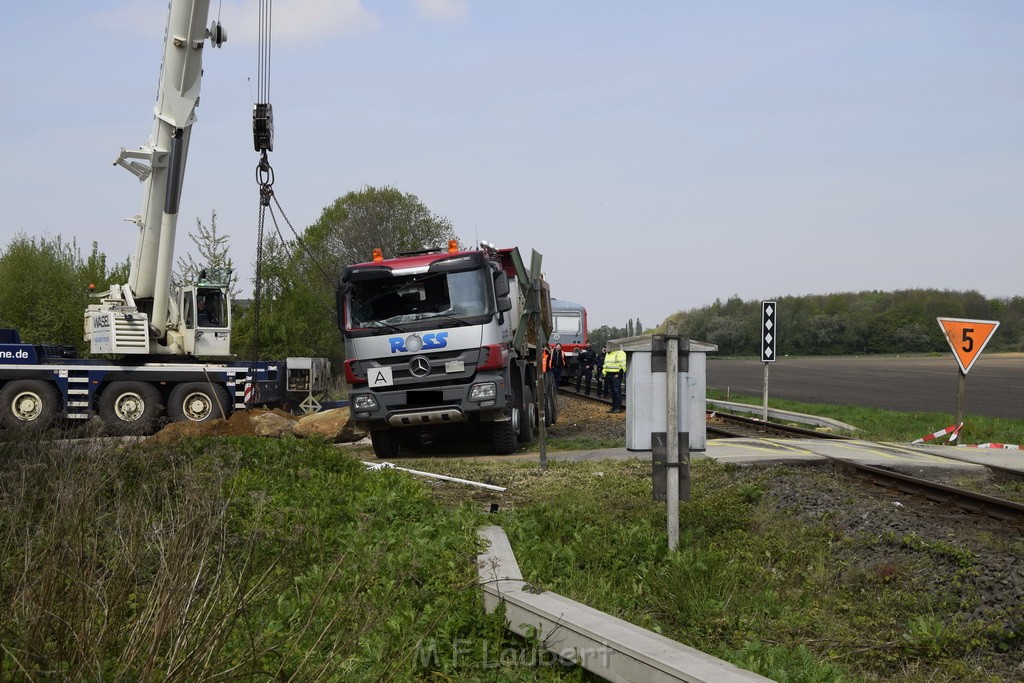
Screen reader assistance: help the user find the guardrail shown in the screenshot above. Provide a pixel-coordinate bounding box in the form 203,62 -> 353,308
478,526 -> 774,682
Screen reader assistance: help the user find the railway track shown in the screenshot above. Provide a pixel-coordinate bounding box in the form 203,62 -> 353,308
556,385 -> 1024,524
556,384 -> 841,440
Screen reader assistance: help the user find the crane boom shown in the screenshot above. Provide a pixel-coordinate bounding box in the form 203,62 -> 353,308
90,0 -> 229,357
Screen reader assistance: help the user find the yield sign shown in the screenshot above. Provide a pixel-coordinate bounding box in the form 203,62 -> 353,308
936,317 -> 1000,375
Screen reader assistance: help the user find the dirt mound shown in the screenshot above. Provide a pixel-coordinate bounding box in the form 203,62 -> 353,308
147,408 -> 301,444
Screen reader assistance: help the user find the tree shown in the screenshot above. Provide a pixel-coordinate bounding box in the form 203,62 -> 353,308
241,185 -> 456,364
0,234 -> 127,354
303,185 -> 458,282
175,210 -> 238,296
589,325 -> 627,351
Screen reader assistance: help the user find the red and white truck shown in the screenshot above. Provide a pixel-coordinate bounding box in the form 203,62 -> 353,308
338,241 -> 554,456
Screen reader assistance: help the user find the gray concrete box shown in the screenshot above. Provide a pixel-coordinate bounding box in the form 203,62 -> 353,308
619,336 -> 717,453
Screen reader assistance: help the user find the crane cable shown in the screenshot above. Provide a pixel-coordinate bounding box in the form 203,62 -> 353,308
252,0 -> 273,356
251,0 -> 338,358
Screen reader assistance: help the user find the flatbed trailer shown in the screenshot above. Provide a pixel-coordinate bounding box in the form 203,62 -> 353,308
0,328 -> 327,434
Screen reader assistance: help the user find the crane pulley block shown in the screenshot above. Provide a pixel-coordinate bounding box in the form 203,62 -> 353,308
253,102 -> 274,153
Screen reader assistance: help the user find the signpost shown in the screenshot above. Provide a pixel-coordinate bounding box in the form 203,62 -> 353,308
936,317 -> 1000,429
761,301 -> 777,420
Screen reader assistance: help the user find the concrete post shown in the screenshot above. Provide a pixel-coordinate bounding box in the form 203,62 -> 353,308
666,328 -> 679,551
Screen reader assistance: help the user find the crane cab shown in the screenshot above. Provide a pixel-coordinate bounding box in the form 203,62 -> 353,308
177,285 -> 230,357
175,268 -> 232,357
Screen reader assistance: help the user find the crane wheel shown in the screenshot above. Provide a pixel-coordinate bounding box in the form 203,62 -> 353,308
168,383 -> 230,423
0,380 -> 59,431
99,381 -> 162,435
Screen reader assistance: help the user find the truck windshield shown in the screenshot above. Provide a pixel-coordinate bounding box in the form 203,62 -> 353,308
348,267 -> 490,329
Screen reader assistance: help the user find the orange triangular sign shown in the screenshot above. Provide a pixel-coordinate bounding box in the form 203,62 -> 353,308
936,317 -> 1000,374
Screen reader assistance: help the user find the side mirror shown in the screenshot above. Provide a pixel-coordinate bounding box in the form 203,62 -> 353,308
496,297 -> 512,313
493,272 -> 510,298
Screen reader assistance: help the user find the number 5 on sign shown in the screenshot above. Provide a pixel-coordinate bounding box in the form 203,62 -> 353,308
936,317 -> 1000,375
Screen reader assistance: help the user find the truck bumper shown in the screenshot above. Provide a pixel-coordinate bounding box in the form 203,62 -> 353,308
349,375 -> 510,431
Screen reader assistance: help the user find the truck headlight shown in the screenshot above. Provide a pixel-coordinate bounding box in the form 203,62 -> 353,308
353,394 -> 379,410
469,382 -> 497,401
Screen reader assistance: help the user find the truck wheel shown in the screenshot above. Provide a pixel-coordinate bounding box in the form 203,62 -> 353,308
546,380 -> 559,425
492,419 -> 518,455
99,381 -> 162,435
0,380 -> 58,431
519,384 -> 536,443
168,383 -> 230,423
370,430 -> 401,459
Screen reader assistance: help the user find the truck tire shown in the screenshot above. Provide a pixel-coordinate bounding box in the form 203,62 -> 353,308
168,382 -> 230,423
546,380 -> 559,426
0,380 -> 59,432
492,418 -> 518,455
99,381 -> 162,435
519,384 -> 536,444
370,430 -> 401,459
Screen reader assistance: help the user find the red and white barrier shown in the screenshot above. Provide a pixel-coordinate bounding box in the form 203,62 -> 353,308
912,422 -> 963,444
957,443 -> 1023,450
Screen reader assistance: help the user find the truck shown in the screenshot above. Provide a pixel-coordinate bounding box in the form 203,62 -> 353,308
338,240 -> 554,457
0,0 -> 328,435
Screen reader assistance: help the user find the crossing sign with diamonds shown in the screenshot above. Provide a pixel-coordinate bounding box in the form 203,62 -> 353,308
761,301 -> 777,363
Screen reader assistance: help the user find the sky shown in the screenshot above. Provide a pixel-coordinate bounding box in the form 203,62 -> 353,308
2,1 -> 1022,330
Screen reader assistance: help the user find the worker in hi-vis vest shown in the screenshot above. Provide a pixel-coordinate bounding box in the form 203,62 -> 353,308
602,345 -> 627,413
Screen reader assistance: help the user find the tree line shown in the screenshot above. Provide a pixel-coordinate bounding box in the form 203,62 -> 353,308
4,191 -> 1021,363
662,290 -> 1024,357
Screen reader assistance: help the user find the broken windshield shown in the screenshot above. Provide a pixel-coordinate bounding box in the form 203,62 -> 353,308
348,267 -> 490,329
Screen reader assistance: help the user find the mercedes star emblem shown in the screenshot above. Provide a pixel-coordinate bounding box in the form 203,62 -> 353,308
409,356 -> 431,378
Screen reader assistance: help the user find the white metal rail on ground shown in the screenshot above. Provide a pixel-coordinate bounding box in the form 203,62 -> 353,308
478,526 -> 774,682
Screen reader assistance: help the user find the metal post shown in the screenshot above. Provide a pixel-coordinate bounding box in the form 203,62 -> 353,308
666,329 -> 679,551
533,280 -> 547,470
955,370 -> 966,440
762,362 -> 769,421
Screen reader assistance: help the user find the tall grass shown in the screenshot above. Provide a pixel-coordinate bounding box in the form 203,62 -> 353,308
0,433 -> 587,681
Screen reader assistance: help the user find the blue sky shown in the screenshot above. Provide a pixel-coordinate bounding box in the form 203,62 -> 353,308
2,1 -> 1022,330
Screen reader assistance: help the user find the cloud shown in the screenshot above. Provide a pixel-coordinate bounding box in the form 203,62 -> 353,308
93,0 -> 380,45
412,0 -> 468,21
228,0 -> 380,44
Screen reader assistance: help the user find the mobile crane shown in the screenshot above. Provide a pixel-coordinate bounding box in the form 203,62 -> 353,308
0,0 -> 328,434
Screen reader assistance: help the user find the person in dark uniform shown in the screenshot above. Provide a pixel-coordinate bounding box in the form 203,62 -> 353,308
594,346 -> 607,398
575,341 -> 597,395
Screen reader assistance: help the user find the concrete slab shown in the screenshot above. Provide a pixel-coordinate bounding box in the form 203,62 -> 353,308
478,526 -> 774,683
493,438 -> 1020,476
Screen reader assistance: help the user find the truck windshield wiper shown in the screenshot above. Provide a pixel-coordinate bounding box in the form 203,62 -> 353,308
366,320 -> 405,333
429,314 -> 474,327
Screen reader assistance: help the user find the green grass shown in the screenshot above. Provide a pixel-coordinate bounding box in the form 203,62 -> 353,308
0,433 -> 589,681
707,389 -> 1024,446
5,387 -> 1024,681
410,457 -> 1024,682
